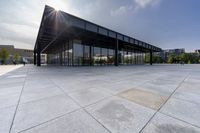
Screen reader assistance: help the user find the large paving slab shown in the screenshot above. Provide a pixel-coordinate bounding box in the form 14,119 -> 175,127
119,88 -> 168,110
20,85 -> 64,104
160,98 -> 200,127
21,109 -> 110,133
141,112 -> 200,133
86,96 -> 155,133
0,91 -> 20,109
0,65 -> 22,76
173,90 -> 200,105
69,88 -> 112,107
0,106 -> 16,133
11,95 -> 80,133
1,64 -> 200,133
176,82 -> 200,95
138,79 -> 179,96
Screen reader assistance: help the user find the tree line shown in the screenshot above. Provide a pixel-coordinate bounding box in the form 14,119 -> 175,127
0,48 -> 20,65
167,53 -> 200,64
145,53 -> 200,64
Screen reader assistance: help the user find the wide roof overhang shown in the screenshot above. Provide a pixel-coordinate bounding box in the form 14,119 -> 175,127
35,5 -> 162,53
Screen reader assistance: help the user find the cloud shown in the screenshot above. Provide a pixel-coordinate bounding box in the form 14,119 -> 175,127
0,0 -> 44,49
111,5 -> 134,16
135,0 -> 160,8
110,0 -> 161,16
0,22 -> 37,48
0,0 -> 163,50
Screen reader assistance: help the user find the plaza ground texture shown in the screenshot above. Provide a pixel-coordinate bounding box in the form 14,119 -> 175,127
0,64 -> 200,133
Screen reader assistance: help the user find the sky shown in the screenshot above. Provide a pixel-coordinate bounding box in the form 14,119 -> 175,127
0,0 -> 199,52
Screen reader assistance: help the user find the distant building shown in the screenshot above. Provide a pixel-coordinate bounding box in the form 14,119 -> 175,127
157,48 -> 185,62
195,49 -> 200,54
0,45 -> 34,64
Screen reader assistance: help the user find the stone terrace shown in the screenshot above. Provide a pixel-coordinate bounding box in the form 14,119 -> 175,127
0,64 -> 200,133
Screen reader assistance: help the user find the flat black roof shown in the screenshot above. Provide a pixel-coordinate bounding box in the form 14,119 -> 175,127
35,5 -> 161,53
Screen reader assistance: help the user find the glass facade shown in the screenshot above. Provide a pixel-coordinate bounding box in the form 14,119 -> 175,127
35,6 -> 161,67
47,39 -> 146,66
74,43 -> 83,66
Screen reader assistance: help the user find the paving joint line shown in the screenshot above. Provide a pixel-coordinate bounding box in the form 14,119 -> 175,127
139,72 -> 190,133
160,111 -> 200,129
49,78 -> 112,133
9,67 -> 30,133
17,108 -> 82,133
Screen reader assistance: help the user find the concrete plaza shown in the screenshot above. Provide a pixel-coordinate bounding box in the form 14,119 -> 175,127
0,64 -> 200,133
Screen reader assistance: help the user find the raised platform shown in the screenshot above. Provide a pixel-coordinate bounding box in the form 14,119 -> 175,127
1,64 -> 200,133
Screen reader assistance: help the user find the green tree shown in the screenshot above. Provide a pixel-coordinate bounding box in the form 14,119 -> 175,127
179,53 -> 189,63
14,53 -> 20,63
153,55 -> 163,63
0,48 -> 10,64
145,53 -> 150,63
168,54 -> 175,64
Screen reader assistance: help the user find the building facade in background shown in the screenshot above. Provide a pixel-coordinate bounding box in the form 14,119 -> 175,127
195,49 -> 200,54
0,45 -> 33,63
34,5 -> 161,66
159,48 -> 185,62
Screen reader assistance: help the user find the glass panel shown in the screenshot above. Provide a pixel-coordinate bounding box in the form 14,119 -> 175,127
135,40 -> 139,45
124,36 -> 129,42
139,42 -> 142,46
141,53 -> 144,64
119,50 -> 123,65
135,51 -> 138,64
117,34 -> 123,40
108,31 -> 116,38
93,47 -> 101,66
70,17 -> 85,29
124,51 -> 128,65
73,43 -> 83,66
101,48 -> 107,65
62,45 -> 65,65
130,38 -> 134,44
64,42 -> 69,65
99,27 -> 107,36
69,41 -> 73,66
127,51 -> 132,64
108,49 -> 114,65
132,51 -> 135,64
145,43 -> 148,48
86,23 -> 98,33
83,45 -> 90,65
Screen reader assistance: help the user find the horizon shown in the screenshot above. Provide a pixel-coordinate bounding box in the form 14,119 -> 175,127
0,0 -> 199,52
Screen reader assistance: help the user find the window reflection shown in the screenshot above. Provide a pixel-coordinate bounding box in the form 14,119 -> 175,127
108,49 -> 114,65
93,47 -> 101,65
101,48 -> 107,65
46,40 -> 146,66
74,43 -> 83,66
83,45 -> 90,65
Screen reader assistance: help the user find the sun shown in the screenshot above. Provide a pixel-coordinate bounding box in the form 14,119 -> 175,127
54,7 -> 59,12
45,0 -> 65,11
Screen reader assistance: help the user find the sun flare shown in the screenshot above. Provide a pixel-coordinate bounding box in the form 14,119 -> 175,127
45,0 -> 66,11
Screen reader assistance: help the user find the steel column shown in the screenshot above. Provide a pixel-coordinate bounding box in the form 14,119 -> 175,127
115,39 -> 119,66
34,50 -> 36,65
150,50 -> 153,65
37,51 -> 41,66
89,45 -> 92,66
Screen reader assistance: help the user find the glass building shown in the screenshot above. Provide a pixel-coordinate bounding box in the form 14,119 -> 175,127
34,5 -> 161,66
